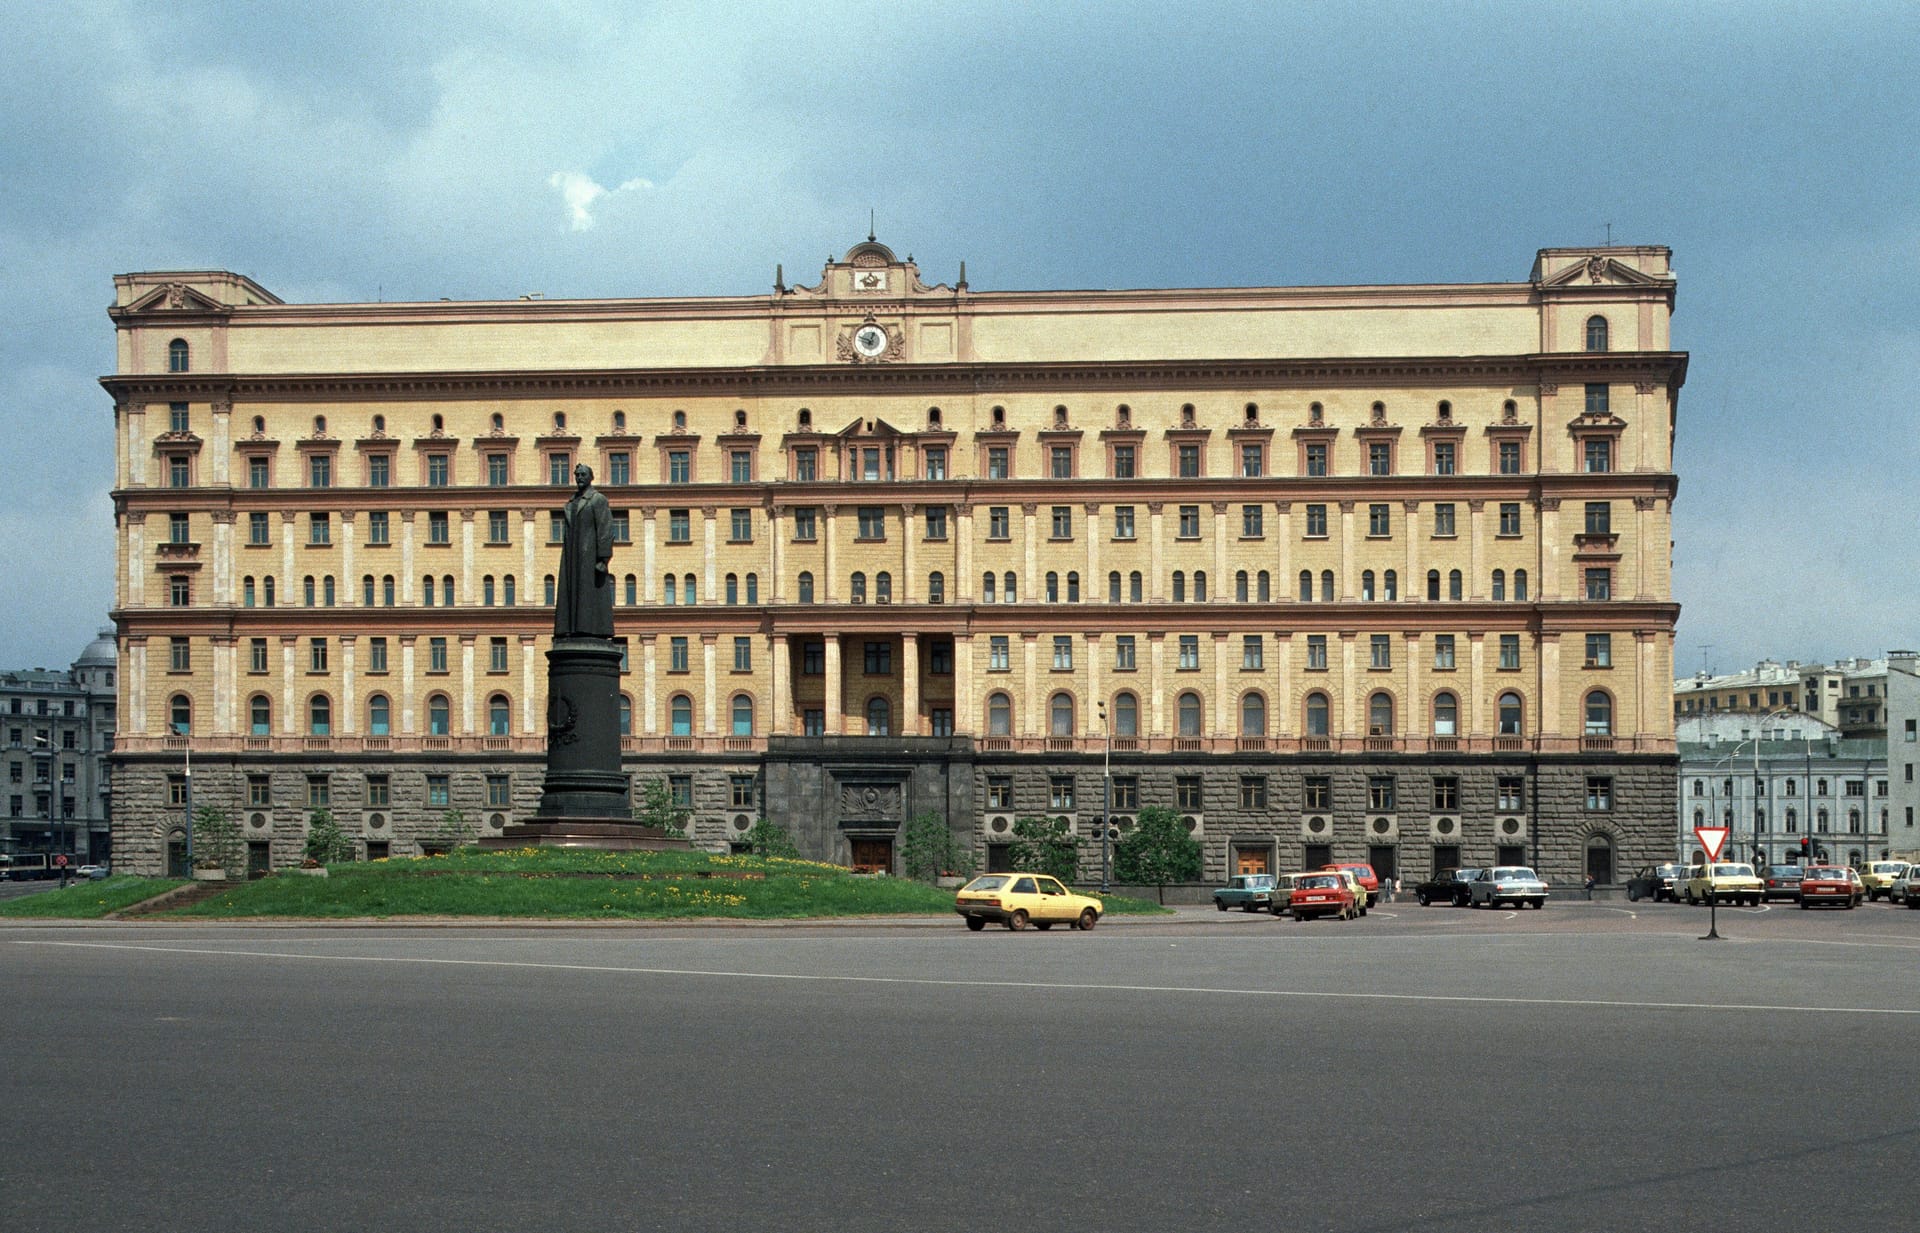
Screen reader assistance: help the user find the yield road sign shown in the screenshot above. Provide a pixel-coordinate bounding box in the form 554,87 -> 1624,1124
1694,826 -> 1730,862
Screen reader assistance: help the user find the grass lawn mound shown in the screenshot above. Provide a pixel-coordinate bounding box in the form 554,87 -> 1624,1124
0,877 -> 187,919
132,848 -> 1172,921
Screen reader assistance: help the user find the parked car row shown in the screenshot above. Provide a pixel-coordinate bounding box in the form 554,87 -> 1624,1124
1410,866 -> 1550,909
1210,863 -> 1384,921
1634,859 -> 1917,910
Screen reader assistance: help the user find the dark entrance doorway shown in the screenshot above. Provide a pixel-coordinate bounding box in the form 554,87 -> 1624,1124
1585,840 -> 1614,885
1497,844 -> 1526,866
165,835 -> 188,878
850,837 -> 892,874
1432,844 -> 1461,875
1233,845 -> 1271,875
1367,845 -> 1397,884
246,842 -> 272,880
1303,843 -> 1332,870
986,843 -> 1013,873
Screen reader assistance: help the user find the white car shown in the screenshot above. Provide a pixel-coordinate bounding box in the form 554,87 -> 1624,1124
1468,866 -> 1549,910
75,865 -> 109,880
1892,866 -> 1920,909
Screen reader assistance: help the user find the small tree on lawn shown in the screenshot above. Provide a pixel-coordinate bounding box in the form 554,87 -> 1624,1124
746,817 -> 800,859
901,810 -> 974,883
1114,805 -> 1202,903
1008,815 -> 1078,884
191,804 -> 245,876
430,808 -> 476,850
302,807 -> 354,866
632,777 -> 690,837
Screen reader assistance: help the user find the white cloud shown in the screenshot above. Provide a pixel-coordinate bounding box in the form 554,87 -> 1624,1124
547,171 -> 654,231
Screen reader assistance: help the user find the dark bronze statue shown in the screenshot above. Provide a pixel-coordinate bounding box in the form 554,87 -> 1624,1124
554,463 -> 615,638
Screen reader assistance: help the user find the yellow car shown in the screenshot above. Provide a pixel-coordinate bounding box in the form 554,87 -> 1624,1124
1859,860 -> 1910,902
1682,862 -> 1763,907
955,873 -> 1104,932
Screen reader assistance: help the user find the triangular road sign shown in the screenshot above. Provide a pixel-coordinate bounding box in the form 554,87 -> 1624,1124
1694,826 -> 1730,862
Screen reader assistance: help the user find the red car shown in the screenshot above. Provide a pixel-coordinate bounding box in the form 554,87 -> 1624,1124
1290,872 -> 1359,921
1323,863 -> 1381,908
1798,866 -> 1863,909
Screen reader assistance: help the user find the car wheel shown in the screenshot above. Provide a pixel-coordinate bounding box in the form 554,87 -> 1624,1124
966,916 -> 986,931
1008,909 -> 1029,931
1078,908 -> 1098,931
1416,891 -> 1431,906
1628,885 -> 1642,902
1215,901 -> 1227,912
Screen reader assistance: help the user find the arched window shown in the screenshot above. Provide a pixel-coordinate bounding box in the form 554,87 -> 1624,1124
1320,571 -> 1335,602
1241,692 -> 1267,736
1113,692 -> 1138,737
363,575 -> 375,607
1432,691 -> 1459,736
1368,692 -> 1394,736
1584,691 -> 1613,736
1129,572 -> 1143,603
682,574 -> 696,606
1514,569 -> 1528,601
1491,570 -> 1506,601
323,576 -> 335,607
488,694 -> 511,736
428,694 -> 451,736
1498,692 -> 1523,736
168,338 -> 189,373
387,576 -> 399,606
1172,571 -> 1186,603
304,575 -> 316,607
982,572 -> 996,604
876,572 -> 892,603
1256,571 -> 1270,602
849,572 -> 867,603
442,576 -> 454,607
544,574 -> 555,605
1448,569 -> 1463,601
664,575 -> 678,605
624,575 -> 637,606
987,692 -> 1012,736
244,577 -> 257,607
746,574 -> 758,604
798,572 -> 814,604
1194,571 -> 1207,602
866,696 -> 891,736
1109,571 -> 1122,603
618,694 -> 632,736
1050,692 -> 1074,736
1177,691 -> 1203,738
1586,315 -> 1609,352
422,575 -> 435,608
309,694 -> 331,736
798,408 -> 812,428
1301,570 -> 1315,602
1692,779 -> 1704,796
731,694 -> 754,737
1304,692 -> 1330,737
1003,571 -> 1016,601
366,694 -> 389,736
1816,808 -> 1829,831
483,576 -> 496,607
168,693 -> 192,735
1067,571 -> 1080,603
1047,571 -> 1061,603
1426,569 -> 1440,601
1694,808 -> 1705,826
263,576 -> 275,607
725,574 -> 739,605
670,694 -> 693,737
1361,570 -> 1376,602
1236,571 -> 1249,602
250,695 -> 271,736
1377,570 -> 1393,601
928,572 -> 945,603
672,410 -> 686,430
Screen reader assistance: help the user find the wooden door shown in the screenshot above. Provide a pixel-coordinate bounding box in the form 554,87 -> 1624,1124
850,838 -> 892,874
1234,847 -> 1270,876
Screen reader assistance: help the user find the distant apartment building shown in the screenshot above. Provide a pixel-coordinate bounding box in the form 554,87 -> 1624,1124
1,630 -> 118,862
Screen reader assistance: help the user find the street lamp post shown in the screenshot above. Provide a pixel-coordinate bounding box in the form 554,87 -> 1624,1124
1097,700 -> 1111,893
174,721 -> 193,872
32,733 -> 54,853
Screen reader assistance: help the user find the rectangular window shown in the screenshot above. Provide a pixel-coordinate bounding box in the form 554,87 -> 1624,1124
1434,635 -> 1456,670
791,508 -> 817,540
1584,383 -> 1610,415
1498,440 -> 1522,475
669,637 -> 689,673
167,455 -> 190,488
428,511 -> 450,545
1368,503 -> 1390,537
1584,501 -> 1612,535
923,447 -> 947,480
730,508 -> 752,542
988,507 -> 1010,539
929,707 -> 953,736
1368,776 -> 1395,811
924,507 -> 948,539
168,401 -> 190,433
246,456 -> 273,489
1177,444 -> 1201,478
1306,634 -> 1328,671
1498,503 -> 1521,536
1176,776 -> 1203,810
605,452 -> 629,486
249,776 -> 271,808
1497,776 -> 1524,812
477,453 -> 503,486
1049,776 -> 1076,810
1114,636 -> 1136,671
488,636 -> 508,673
733,637 -> 752,672
986,447 -> 1009,480
1304,504 -> 1328,538
862,642 -> 892,675
249,638 -> 269,674
1177,506 -> 1200,539
366,511 -> 389,545
668,510 -> 691,543
794,447 -> 816,481
730,450 -> 753,483
309,513 -> 330,546
1240,444 -> 1263,478
426,454 -> 449,487
309,637 -> 328,673
1176,635 -> 1201,671
1303,776 -> 1331,810
1241,504 -> 1264,538
428,637 -> 447,673
1585,569 -> 1612,601
987,776 -> 1013,810
928,640 -> 953,675
426,774 -> 450,808
247,511 -> 270,546
168,575 -> 191,606
801,642 -> 824,675
168,512 -> 191,545
857,507 -> 885,540
1432,441 -> 1455,475
485,774 -> 510,808
668,775 -> 693,808
1367,441 -> 1391,476
1586,633 -> 1612,668
169,636 -> 190,672
1369,634 -> 1391,670
1050,506 -> 1072,539
668,451 -> 691,484
729,774 -> 756,810
1584,439 -> 1613,473
1242,635 -> 1263,670
1304,443 -> 1327,477
1586,776 -> 1613,811
1050,447 -> 1073,479
1052,636 -> 1073,670
1112,506 -> 1135,540
367,637 -> 387,673
1429,503 -> 1454,538
1111,776 -> 1139,810
1240,776 -> 1268,810
307,776 -> 330,809
1499,634 -> 1521,670
988,636 -> 1010,672
859,448 -> 881,481
309,454 -> 332,489
1111,445 -> 1135,478
1433,777 -> 1459,811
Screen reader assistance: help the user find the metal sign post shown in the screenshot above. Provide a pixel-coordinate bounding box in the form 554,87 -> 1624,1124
1695,826 -> 1730,940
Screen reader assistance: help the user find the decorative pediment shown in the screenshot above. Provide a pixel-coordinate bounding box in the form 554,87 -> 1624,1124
834,417 -> 906,440
1539,255 -> 1666,288
124,282 -> 227,314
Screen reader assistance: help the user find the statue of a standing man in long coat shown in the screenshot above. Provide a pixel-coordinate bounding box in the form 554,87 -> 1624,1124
554,463 -> 615,638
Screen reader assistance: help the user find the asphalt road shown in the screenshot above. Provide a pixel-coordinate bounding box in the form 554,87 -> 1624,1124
4,901 -> 1916,1233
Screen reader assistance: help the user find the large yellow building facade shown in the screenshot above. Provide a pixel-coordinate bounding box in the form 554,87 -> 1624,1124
107,240 -> 1683,884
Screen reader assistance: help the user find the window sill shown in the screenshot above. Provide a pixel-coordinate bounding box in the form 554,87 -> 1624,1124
1238,535 -> 1265,542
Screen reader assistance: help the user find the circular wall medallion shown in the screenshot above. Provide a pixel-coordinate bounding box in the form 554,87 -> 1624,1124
368,813 -> 386,829
1307,816 -> 1327,834
1436,818 -> 1455,835
1502,818 -> 1521,836
1372,817 -> 1390,835
991,817 -> 1009,833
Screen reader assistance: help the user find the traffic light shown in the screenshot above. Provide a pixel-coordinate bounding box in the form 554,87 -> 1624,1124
1799,837 -> 1811,857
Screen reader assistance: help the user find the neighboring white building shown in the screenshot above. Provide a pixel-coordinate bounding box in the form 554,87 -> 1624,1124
1676,713 -> 1888,866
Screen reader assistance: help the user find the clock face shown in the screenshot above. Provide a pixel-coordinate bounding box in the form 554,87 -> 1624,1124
853,325 -> 887,357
